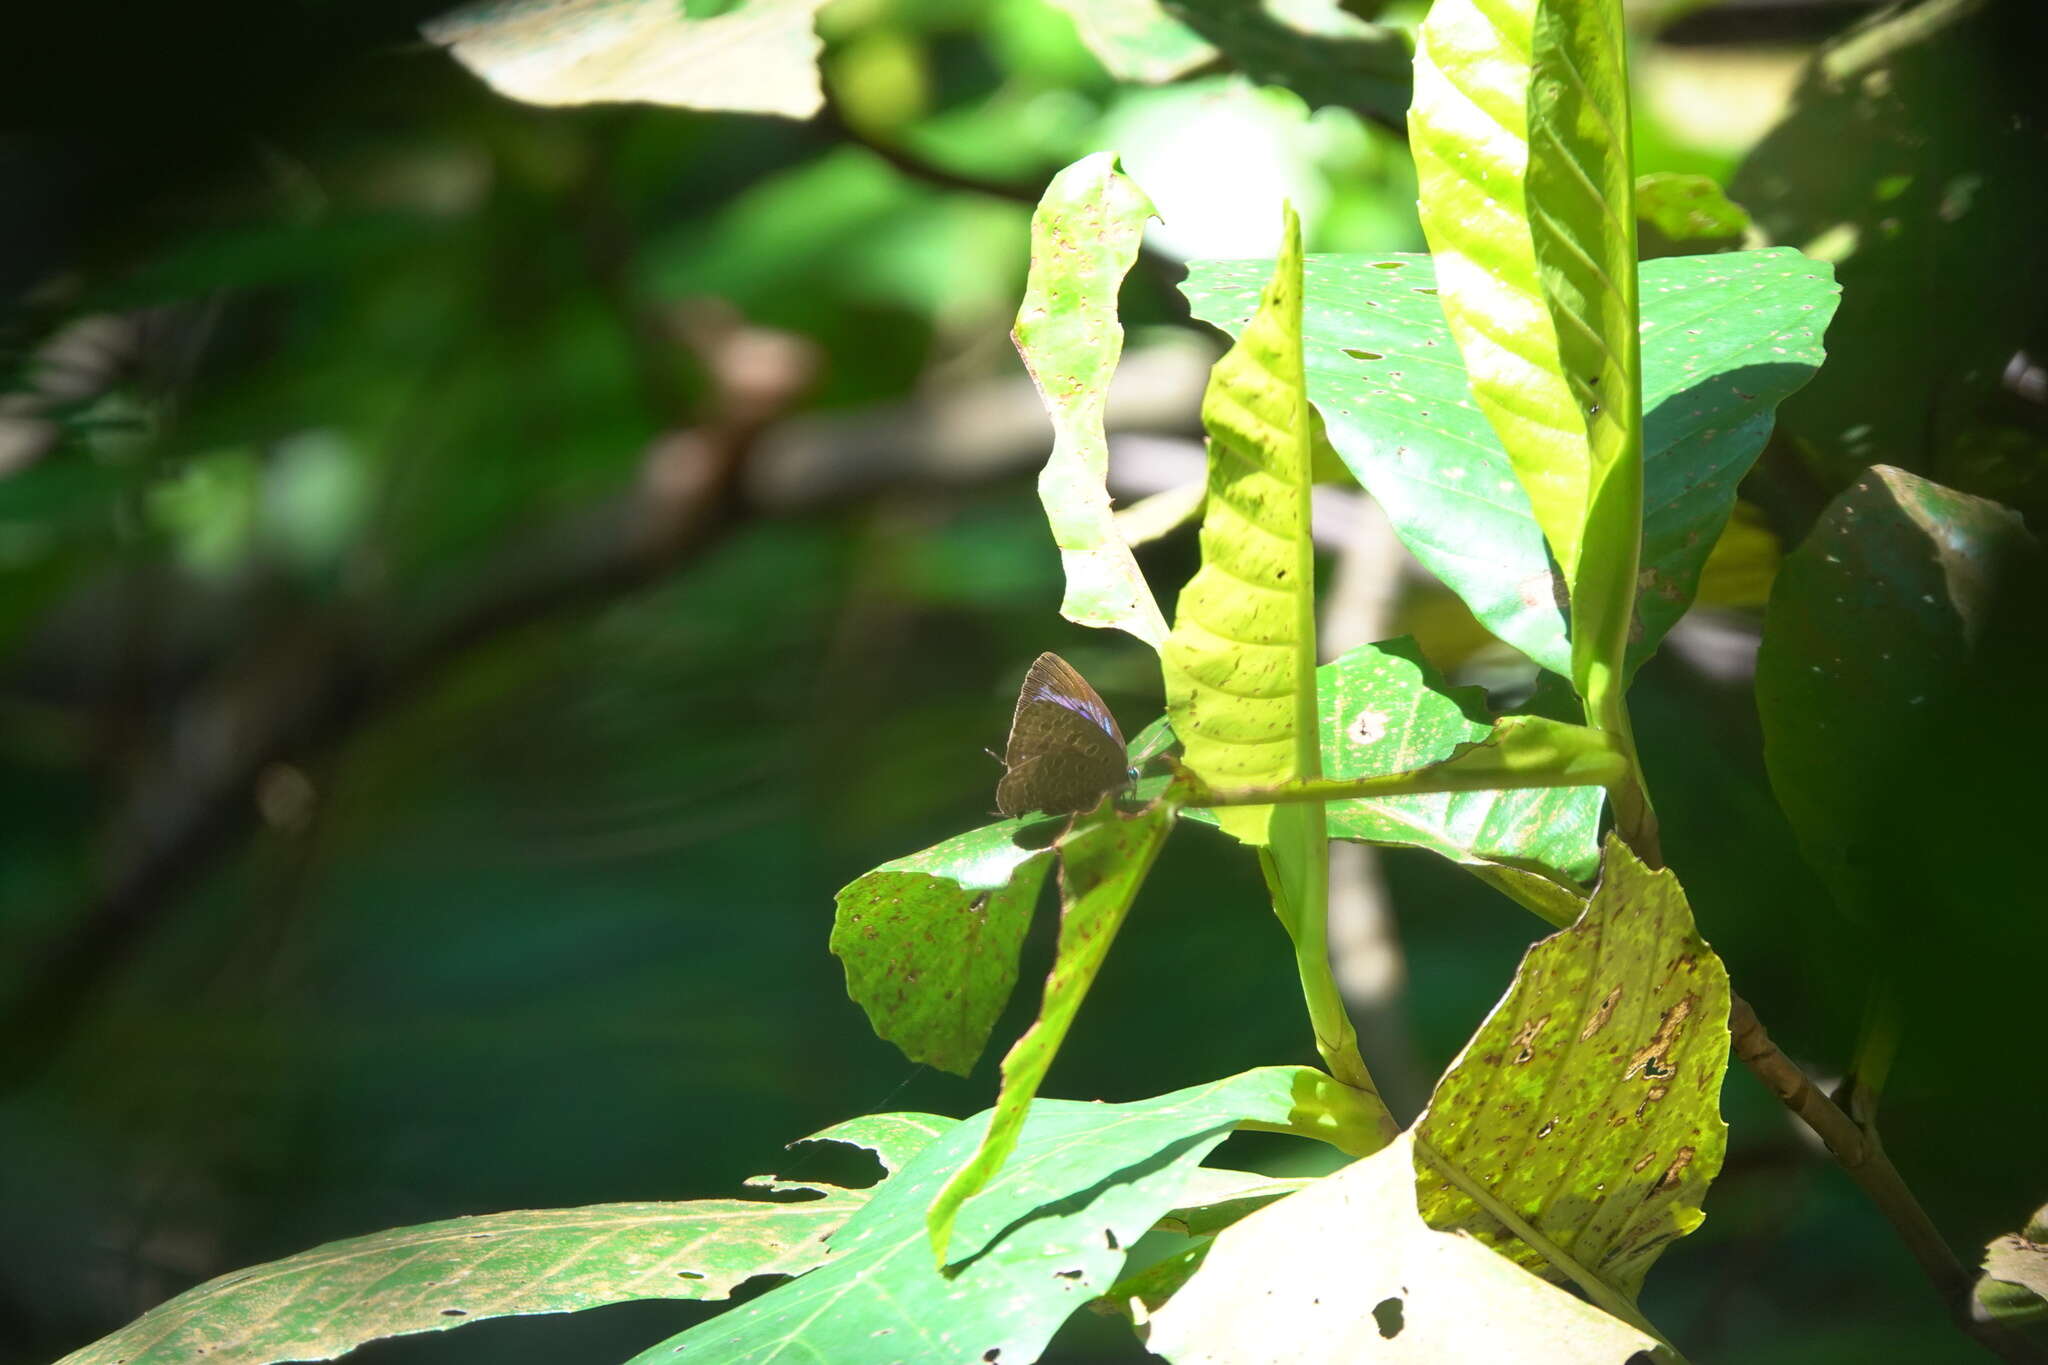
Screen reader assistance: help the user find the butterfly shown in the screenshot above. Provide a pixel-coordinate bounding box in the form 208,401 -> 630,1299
995,652 -> 1133,818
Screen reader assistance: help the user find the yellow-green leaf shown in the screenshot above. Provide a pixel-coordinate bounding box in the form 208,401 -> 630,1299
1016,153 -> 1171,649
1415,836 -> 1730,1305
1409,0 -> 1588,582
1161,204 -> 1320,847
1410,0 -> 1646,720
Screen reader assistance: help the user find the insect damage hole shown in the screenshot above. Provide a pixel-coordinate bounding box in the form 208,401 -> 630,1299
1372,1296 -> 1406,1339
1348,708 -> 1388,745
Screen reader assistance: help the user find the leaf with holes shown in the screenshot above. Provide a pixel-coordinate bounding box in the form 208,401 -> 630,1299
1144,1133 -> 1660,1362
56,1113 -> 949,1365
927,800 -> 1177,1263
831,819 -> 1056,1077
629,1067 -> 1333,1365
1179,639 -> 1602,887
422,0 -> 830,118
1413,836 -> 1730,1304
1181,249 -> 1837,677
1017,153 -> 1170,649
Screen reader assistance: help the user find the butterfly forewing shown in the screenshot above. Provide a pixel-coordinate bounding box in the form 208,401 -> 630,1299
995,654 -> 1130,817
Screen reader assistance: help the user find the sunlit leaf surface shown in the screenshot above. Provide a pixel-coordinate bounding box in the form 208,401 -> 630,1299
422,0 -> 830,117
1407,0 -> 1591,588
927,800 -> 1176,1261
1415,837 -> 1730,1301
832,820 -> 1055,1076
1144,1133 -> 1659,1362
632,1068 -> 1323,1365
1976,1202 -> 2048,1328
1162,207 -> 1319,848
1180,639 -> 1601,885
1183,249 -> 1837,675
1016,153 -> 1171,649
56,1113 -> 949,1365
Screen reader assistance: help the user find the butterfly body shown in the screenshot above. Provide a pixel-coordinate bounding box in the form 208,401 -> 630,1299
995,653 -> 1130,818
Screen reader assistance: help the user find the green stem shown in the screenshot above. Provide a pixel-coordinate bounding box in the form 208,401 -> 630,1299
1257,837 -> 1387,1119
1592,691 -> 1662,866
1185,756 -> 1624,809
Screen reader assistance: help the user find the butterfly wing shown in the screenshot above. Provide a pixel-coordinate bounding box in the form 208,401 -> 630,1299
997,703 -> 1130,816
1010,652 -> 1125,749
997,654 -> 1130,817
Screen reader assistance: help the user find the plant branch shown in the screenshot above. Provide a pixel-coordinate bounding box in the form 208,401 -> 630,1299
810,82 -> 1192,322
1729,996 -> 2047,1364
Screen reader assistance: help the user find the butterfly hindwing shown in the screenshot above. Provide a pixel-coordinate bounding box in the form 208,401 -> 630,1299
995,655 -> 1130,817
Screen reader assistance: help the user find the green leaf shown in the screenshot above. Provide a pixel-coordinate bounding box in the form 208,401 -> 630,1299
927,800 -> 1177,1263
1976,1202 -> 2048,1329
1176,639 -> 1601,883
632,1067 -> 1328,1365
1043,0 -> 1216,83
1410,0 -> 1644,722
1155,1168 -> 1316,1238
1406,0 -> 1586,586
1016,153 -> 1171,650
1155,206 -> 1382,1095
1693,499 -> 1779,608
1755,466 -> 2037,914
1635,172 -> 1751,245
831,820 -> 1056,1077
1144,1133 -> 1662,1362
1181,248 -> 1838,675
1524,0 -> 1643,721
55,1114 -> 949,1365
421,0 -> 830,118
1415,836 -> 1730,1305
1339,639 -> 1599,880
1044,0 -> 1411,123
1162,204 -> 1319,848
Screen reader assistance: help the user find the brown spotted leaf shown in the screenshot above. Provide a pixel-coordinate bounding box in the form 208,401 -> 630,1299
831,820 -> 1056,1077
56,1113 -> 950,1365
1414,835 -> 1730,1302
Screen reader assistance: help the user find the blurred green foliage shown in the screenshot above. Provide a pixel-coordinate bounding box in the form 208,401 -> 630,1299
4,1 -> 2044,1363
